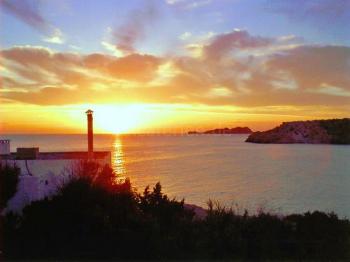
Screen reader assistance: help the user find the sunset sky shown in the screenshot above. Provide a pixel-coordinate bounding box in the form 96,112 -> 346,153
1,0 -> 349,133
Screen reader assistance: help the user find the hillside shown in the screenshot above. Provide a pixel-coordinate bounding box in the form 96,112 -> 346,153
246,119 -> 350,144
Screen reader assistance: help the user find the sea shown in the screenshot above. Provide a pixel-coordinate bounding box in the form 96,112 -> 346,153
3,134 -> 350,217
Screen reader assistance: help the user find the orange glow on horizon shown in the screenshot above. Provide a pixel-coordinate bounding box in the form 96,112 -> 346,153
0,102 -> 347,134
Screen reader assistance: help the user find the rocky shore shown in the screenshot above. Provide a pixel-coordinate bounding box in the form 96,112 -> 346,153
246,118 -> 350,144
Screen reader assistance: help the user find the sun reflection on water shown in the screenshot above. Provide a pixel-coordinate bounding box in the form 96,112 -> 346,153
112,136 -> 126,183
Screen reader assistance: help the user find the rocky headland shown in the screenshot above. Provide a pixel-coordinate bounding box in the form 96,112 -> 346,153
246,118 -> 350,144
188,127 -> 252,135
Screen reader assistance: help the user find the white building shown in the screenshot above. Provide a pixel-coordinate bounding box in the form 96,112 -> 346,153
0,110 -> 112,212
1,145 -> 111,213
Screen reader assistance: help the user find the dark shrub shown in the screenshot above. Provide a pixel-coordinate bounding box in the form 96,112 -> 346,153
319,118 -> 350,144
2,161 -> 350,260
0,163 -> 20,210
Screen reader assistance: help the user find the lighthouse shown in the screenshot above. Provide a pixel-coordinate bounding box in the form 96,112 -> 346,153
86,109 -> 94,159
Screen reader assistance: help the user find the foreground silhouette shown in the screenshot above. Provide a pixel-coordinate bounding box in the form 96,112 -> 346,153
0,163 -> 20,211
1,162 -> 350,260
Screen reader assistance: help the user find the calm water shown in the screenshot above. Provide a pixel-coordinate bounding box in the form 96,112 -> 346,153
3,134 -> 350,217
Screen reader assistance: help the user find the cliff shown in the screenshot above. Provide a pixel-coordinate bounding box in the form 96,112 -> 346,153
188,127 -> 252,135
246,118 -> 350,144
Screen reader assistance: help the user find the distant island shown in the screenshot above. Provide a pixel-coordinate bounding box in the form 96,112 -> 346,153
188,127 -> 252,134
246,118 -> 350,144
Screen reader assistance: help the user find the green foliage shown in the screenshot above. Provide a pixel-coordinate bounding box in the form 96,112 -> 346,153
0,163 -> 20,210
319,118 -> 350,144
2,161 -> 350,260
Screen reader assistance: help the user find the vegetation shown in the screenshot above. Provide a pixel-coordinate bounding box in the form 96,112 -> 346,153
0,162 -> 20,211
247,118 -> 350,144
2,161 -> 350,260
319,118 -> 350,144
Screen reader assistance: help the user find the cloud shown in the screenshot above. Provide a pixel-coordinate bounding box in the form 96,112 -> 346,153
202,30 -> 273,60
165,0 -> 212,9
207,86 -> 233,97
43,28 -> 64,44
0,0 -> 49,33
112,2 -> 160,54
265,0 -> 350,24
1,46 -> 162,95
179,32 -> 192,40
165,0 -> 184,4
1,30 -> 350,118
0,0 -> 65,43
185,44 -> 204,58
101,41 -> 123,57
267,45 -> 350,93
316,84 -> 350,97
185,0 -> 212,9
107,54 -> 162,82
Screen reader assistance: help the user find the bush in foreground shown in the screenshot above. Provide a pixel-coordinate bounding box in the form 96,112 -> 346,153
2,161 -> 350,260
0,163 -> 20,211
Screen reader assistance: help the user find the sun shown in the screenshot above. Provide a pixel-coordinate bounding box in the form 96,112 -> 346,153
93,104 -> 146,134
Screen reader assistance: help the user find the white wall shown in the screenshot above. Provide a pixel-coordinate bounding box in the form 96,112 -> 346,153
2,158 -> 110,213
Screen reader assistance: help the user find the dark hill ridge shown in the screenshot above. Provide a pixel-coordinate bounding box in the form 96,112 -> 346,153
246,118 -> 350,144
188,127 -> 252,134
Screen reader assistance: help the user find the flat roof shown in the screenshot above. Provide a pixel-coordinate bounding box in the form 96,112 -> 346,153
0,151 -> 111,160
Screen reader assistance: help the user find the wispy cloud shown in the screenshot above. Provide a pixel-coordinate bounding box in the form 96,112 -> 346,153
0,0 -> 49,33
1,30 -> 350,118
165,0 -> 184,4
203,30 -> 273,60
265,0 -> 350,24
101,41 -> 123,57
0,0 -> 65,44
43,28 -> 64,44
112,2 -> 160,55
179,32 -> 192,40
165,0 -> 212,9
185,0 -> 212,9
